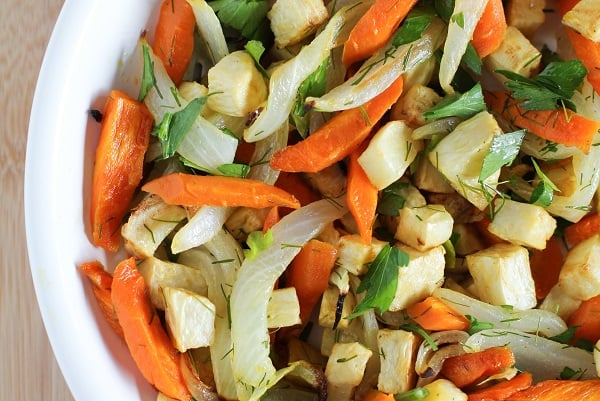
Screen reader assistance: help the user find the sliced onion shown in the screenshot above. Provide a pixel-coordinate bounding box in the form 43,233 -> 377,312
180,351 -> 219,401
247,121 -> 289,185
433,288 -> 567,337
230,198 -> 347,401
411,117 -> 461,140
415,330 -> 470,376
306,19 -> 445,112
187,0 -> 229,65
466,329 -> 597,382
243,5 -> 362,142
438,0 -> 489,94
170,206 -> 234,254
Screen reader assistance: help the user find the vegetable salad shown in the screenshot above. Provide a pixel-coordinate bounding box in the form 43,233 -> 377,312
81,0 -> 600,400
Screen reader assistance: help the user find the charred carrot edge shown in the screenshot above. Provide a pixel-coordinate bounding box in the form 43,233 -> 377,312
90,90 -> 154,252
472,0 -> 507,58
153,0 -> 196,86
406,296 -> 471,331
111,257 -> 192,401
270,76 -> 404,173
467,372 -> 533,401
347,143 -> 378,244
142,173 -> 301,209
506,379 -> 600,401
441,346 -> 516,388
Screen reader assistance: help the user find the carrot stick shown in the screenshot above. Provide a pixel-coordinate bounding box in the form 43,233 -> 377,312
486,91 -> 600,153
78,261 -> 123,339
142,173 -> 301,209
567,293 -> 600,344
153,0 -> 196,86
471,0 -> 507,58
270,77 -> 404,173
111,257 -> 192,401
468,372 -> 533,401
506,379 -> 600,401
406,296 -> 470,331
91,90 -> 154,252
529,236 -> 566,300
342,0 -> 419,68
286,239 -> 338,325
262,206 -> 280,232
362,389 -> 394,401
274,172 -> 321,206
441,346 -> 516,388
347,144 -> 378,244
557,0 -> 579,14
564,213 -> 600,248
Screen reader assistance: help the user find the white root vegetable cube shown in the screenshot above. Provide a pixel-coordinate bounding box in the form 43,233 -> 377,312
318,286 -> 355,329
207,50 -> 267,117
428,111 -> 503,210
138,256 -> 208,310
268,0 -> 329,48
487,199 -> 556,250
358,120 -> 423,190
389,245 -> 446,311
390,84 -> 441,127
336,234 -> 387,275
466,243 -> 537,310
395,205 -> 454,251
539,283 -> 582,320
421,379 -> 467,401
413,156 -> 455,194
267,287 -> 301,328
485,26 -> 541,81
377,329 -> 419,394
325,342 -> 372,401
505,0 -> 546,38
163,287 -> 216,352
562,0 -> 600,42
558,234 -> 600,301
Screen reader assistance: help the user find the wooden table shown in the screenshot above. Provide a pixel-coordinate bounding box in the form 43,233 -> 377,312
0,0 -> 75,399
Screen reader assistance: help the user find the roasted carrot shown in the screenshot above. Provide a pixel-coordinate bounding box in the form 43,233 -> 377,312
406,296 -> 470,331
564,213 -> 600,248
262,206 -> 280,232
78,260 -> 123,339
441,346 -> 516,388
153,0 -> 196,86
362,389 -> 394,401
567,293 -> 600,344
286,239 -> 338,325
468,372 -> 533,401
529,236 -> 566,300
486,91 -> 600,153
142,173 -> 301,209
471,0 -> 507,58
111,257 -> 192,401
557,0 -> 579,14
91,90 -> 154,252
270,77 -> 404,173
274,172 -> 321,206
506,379 -> 600,401
346,144 -> 378,244
342,0 -> 419,68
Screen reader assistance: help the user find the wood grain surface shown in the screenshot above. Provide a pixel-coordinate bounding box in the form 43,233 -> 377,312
0,0 -> 74,400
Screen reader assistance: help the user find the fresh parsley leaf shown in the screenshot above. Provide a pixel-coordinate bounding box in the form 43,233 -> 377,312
423,83 -> 486,120
466,315 -> 494,335
394,387 -> 430,401
462,42 -> 482,75
209,0 -> 270,40
393,9 -> 434,47
399,322 -> 438,350
450,11 -> 464,29
497,60 -> 587,111
292,57 -> 328,138
434,0 -> 454,22
549,326 -> 578,344
530,158 -> 560,207
244,229 -> 273,260
377,181 -> 409,216
154,97 -> 207,158
442,238 -> 456,269
347,244 -> 410,318
244,40 -> 269,78
479,130 -> 525,182
139,44 -> 160,101
217,163 -> 250,178
560,366 -> 586,380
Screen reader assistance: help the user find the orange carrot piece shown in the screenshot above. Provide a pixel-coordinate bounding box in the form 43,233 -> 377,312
347,144 -> 378,244
286,239 -> 338,324
342,0 -> 419,68
557,0 -> 579,14
564,213 -> 600,248
472,0 -> 507,58
274,172 -> 321,206
270,77 -> 404,173
486,91 -> 600,153
153,0 -> 196,86
567,293 -> 600,344
111,257 -> 192,401
142,173 -> 301,209
262,206 -> 280,232
78,260 -> 124,339
474,217 -> 506,247
362,389 -> 395,401
529,236 -> 566,300
468,372 -> 533,401
441,346 -> 516,388
406,296 -> 470,331
91,90 -> 154,252
506,379 -> 600,401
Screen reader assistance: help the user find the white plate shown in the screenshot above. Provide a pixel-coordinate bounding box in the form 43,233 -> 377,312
25,1 -> 161,400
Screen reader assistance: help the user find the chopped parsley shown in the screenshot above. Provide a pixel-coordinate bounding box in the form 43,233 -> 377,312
244,229 -> 273,260
479,130 -> 526,182
209,0 -> 271,41
530,159 -> 560,207
423,83 -> 486,120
